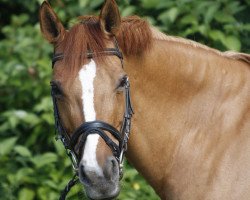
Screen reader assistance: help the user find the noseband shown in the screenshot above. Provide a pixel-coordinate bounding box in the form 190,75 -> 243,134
50,38 -> 133,199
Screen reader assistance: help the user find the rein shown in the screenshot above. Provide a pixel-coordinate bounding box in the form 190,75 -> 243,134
50,38 -> 133,199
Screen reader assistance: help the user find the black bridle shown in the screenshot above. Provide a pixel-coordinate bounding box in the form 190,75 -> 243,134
50,38 -> 133,200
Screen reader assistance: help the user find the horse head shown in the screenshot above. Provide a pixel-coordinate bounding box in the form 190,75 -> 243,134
40,1 -> 133,199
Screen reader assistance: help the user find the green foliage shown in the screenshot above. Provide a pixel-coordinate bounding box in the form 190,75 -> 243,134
137,0 -> 250,52
0,0 -> 249,199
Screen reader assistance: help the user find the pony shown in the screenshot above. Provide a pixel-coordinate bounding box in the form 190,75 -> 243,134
39,0 -> 250,199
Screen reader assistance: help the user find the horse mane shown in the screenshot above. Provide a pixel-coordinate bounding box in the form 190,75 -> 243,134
62,15 -> 250,72
117,16 -> 152,56
150,27 -> 250,65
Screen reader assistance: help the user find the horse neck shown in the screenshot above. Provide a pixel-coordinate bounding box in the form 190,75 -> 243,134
124,38 -> 250,198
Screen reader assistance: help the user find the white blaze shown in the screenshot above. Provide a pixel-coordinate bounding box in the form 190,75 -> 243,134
79,59 -> 102,175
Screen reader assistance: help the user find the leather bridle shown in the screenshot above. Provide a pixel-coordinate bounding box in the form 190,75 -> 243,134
50,38 -> 133,199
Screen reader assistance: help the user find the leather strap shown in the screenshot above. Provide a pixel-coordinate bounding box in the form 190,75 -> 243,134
52,48 -> 123,68
71,121 -> 122,145
70,120 -> 122,160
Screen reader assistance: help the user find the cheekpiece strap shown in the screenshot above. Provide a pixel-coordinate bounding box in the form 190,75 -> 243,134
50,83 -> 71,149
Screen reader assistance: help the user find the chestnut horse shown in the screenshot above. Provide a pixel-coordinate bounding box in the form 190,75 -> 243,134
40,0 -> 250,199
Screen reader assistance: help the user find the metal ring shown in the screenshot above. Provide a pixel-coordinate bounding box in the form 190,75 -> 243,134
67,150 -> 78,171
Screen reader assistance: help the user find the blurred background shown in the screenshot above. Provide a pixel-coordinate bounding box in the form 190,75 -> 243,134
0,0 -> 250,199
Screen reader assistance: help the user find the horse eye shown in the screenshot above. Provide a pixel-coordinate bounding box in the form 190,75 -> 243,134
50,82 -> 64,98
117,76 -> 128,89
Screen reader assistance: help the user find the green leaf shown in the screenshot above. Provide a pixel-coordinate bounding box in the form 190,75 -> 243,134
214,13 -> 236,23
37,186 -> 58,200
22,112 -> 40,126
180,15 -> 198,26
12,14 -> 29,26
41,113 -> 54,125
208,30 -> 226,42
223,36 -> 241,51
158,8 -> 179,24
89,0 -> 103,8
197,25 -> 208,36
14,145 -> 32,157
79,0 -> 89,7
15,168 -> 35,184
121,6 -> 136,17
144,16 -> 157,25
0,137 -> 18,155
31,153 -> 58,168
53,139 -> 66,156
204,3 -> 219,24
18,188 -> 35,200
141,0 -> 161,9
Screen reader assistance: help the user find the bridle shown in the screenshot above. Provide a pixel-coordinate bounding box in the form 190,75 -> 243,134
50,37 -> 134,200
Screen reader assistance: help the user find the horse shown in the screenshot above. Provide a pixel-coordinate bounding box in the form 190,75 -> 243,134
39,0 -> 250,199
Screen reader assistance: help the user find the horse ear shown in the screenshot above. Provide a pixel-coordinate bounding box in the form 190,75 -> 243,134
39,1 -> 65,44
99,0 -> 121,36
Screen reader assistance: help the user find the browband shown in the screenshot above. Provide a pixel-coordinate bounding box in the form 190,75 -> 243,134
52,37 -> 123,67
52,48 -> 123,67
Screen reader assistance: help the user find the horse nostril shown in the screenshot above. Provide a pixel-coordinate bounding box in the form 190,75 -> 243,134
103,157 -> 119,180
79,164 -> 91,185
111,158 -> 117,173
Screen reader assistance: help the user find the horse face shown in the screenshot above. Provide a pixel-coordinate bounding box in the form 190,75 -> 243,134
40,1 -> 126,199
53,57 -> 125,199
76,60 -> 125,200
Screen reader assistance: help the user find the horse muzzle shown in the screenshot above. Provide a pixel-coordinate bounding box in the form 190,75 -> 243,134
79,156 -> 120,200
